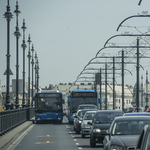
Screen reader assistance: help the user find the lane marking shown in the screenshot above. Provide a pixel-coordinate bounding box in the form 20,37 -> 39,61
74,139 -> 77,141
76,143 -> 79,145
35,141 -> 55,144
37,135 -> 53,137
78,147 -> 82,149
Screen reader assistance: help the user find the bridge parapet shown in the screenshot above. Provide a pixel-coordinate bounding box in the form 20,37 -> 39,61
0,107 -> 35,136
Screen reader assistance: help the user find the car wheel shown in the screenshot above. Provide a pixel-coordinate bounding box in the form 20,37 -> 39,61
90,138 -> 96,147
81,130 -> 85,138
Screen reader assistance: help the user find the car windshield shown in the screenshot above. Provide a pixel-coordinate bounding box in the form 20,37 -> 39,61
112,120 -> 150,135
95,112 -> 123,123
77,111 -> 87,118
83,112 -> 95,120
145,131 -> 150,150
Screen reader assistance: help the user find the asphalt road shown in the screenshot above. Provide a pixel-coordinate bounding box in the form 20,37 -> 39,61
8,116 -> 103,150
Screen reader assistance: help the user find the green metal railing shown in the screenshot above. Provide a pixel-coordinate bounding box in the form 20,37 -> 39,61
0,107 -> 35,135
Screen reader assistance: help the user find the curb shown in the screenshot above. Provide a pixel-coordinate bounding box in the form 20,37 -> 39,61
0,121 -> 33,150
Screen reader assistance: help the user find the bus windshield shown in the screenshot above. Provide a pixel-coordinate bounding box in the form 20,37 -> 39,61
72,97 -> 97,113
36,96 -> 62,112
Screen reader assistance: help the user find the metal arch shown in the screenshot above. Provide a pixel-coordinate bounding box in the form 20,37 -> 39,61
103,34 -> 150,47
116,15 -> 150,31
95,47 -> 107,57
124,69 -> 133,76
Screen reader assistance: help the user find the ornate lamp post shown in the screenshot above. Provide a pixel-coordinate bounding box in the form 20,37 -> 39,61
34,52 -> 37,91
4,0 -> 13,110
31,44 -> 34,107
27,35 -> 31,107
36,58 -> 39,92
14,1 -> 21,109
21,19 -> 27,108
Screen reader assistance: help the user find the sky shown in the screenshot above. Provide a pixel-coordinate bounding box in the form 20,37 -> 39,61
0,0 -> 150,88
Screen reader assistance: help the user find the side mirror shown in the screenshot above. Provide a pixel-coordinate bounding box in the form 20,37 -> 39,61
99,98 -> 101,103
68,97 -> 70,102
71,114 -> 76,119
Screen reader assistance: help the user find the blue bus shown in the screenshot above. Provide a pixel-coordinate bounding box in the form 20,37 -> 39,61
67,90 -> 101,123
34,91 -> 64,123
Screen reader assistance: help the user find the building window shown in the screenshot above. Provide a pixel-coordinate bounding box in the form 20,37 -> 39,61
126,100 -> 128,104
129,100 -> 131,104
119,99 -> 120,103
116,99 -> 118,103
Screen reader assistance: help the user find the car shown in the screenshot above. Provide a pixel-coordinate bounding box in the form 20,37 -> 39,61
81,110 -> 97,138
77,104 -> 97,110
126,107 -> 135,113
74,109 -> 98,134
88,110 -> 124,147
136,124 -> 150,150
124,112 -> 150,116
132,107 -> 144,112
146,107 -> 150,112
102,116 -> 150,150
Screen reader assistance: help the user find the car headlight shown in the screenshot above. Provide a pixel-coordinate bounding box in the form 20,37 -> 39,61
93,128 -> 101,133
79,121 -> 82,123
110,145 -> 123,150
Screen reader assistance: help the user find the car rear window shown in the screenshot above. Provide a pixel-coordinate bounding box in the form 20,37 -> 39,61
95,112 -> 123,123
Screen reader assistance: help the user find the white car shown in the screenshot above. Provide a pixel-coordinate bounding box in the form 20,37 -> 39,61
81,110 -> 97,138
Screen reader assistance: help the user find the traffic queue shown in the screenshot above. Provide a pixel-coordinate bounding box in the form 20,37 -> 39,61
65,104 -> 150,149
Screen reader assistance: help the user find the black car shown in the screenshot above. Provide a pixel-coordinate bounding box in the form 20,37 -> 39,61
102,116 -> 150,150
74,109 -> 98,134
136,124 -> 150,150
126,107 -> 135,113
88,110 -> 123,147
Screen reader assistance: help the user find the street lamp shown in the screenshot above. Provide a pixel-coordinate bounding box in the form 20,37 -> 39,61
34,52 -> 37,91
21,19 -> 27,108
36,58 -> 39,92
3,0 -> 13,110
14,0 -> 21,109
31,44 -> 34,107
27,34 -> 31,107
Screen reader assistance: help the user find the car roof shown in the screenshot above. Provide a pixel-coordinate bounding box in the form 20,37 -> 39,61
114,116 -> 150,121
85,110 -> 98,113
124,112 -> 150,116
78,104 -> 96,106
96,110 -> 123,113
77,109 -> 98,112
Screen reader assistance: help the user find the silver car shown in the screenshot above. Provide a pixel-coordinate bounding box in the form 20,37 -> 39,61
81,111 -> 97,138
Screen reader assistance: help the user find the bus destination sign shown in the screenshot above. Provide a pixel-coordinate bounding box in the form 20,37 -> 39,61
72,92 -> 97,97
39,93 -> 59,97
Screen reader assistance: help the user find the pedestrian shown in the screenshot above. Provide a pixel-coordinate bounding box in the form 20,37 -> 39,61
10,102 -> 14,110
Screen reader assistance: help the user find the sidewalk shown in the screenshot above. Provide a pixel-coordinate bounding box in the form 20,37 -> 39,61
0,119 -> 34,150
